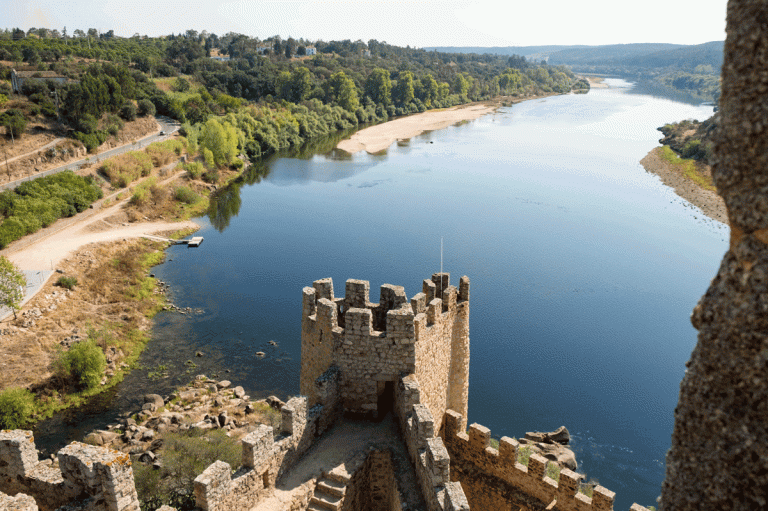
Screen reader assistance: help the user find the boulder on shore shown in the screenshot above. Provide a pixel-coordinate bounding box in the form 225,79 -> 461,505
524,426 -> 570,445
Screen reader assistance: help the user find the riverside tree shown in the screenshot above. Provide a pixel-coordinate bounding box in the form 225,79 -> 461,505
0,256 -> 26,320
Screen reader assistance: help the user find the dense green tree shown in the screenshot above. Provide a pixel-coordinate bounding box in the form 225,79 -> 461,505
198,117 -> 239,166
364,68 -> 392,106
392,70 -> 414,106
137,98 -> 156,117
326,71 -> 359,112
452,73 -> 469,96
0,109 -> 28,139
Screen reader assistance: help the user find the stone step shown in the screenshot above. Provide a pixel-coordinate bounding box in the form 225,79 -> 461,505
307,504 -> 327,511
317,477 -> 346,499
325,466 -> 351,485
310,493 -> 342,511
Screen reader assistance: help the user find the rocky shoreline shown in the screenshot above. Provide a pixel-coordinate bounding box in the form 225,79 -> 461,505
640,147 -> 728,224
73,375 -> 282,467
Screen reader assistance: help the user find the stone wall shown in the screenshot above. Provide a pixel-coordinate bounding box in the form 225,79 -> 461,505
440,410 -> 652,511
0,430 -> 139,511
300,273 -> 470,426
342,450 -> 402,511
0,490 -> 38,511
194,387 -> 341,511
413,274 -> 470,433
394,374 -> 470,511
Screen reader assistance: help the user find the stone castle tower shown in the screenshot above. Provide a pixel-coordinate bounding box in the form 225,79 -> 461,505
300,272 -> 470,431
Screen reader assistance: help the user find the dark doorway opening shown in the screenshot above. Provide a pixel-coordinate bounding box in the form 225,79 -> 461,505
377,381 -> 395,421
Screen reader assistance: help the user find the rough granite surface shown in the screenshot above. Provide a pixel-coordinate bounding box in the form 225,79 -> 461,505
661,0 -> 768,509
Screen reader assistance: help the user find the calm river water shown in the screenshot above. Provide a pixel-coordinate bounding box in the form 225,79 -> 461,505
36,79 -> 722,510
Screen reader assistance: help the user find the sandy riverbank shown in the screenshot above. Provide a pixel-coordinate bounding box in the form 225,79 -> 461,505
585,76 -> 609,89
640,146 -> 728,224
337,103 -> 497,154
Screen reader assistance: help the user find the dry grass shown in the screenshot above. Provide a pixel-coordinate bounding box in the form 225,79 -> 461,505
0,239 -> 168,397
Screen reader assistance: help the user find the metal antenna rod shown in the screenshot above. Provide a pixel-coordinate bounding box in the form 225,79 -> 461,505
440,237 -> 443,300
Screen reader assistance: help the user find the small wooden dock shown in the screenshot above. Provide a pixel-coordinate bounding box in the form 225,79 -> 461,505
142,235 -> 204,247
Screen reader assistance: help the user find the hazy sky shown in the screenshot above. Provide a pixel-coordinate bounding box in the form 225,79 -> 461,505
3,0 -> 728,48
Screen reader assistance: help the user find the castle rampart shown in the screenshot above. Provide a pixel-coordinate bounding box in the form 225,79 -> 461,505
0,430 -> 139,511
300,273 -> 470,429
440,410 -> 652,511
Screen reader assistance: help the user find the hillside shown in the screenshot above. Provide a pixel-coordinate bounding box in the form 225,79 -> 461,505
428,41 -> 724,102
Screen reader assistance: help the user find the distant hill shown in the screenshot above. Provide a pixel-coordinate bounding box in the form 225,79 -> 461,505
425,45 -> 589,59
426,42 -> 724,73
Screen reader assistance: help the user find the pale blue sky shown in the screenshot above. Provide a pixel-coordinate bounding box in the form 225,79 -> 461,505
3,0 -> 728,47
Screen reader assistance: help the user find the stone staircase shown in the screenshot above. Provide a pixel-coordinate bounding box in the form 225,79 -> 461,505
308,465 -> 351,511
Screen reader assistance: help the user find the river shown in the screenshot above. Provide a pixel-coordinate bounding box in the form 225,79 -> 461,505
35,79 -> 721,510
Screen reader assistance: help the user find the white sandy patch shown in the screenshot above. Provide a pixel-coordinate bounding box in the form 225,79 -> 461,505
337,104 -> 497,154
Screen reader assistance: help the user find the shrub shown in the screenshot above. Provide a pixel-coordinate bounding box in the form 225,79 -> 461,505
137,99 -> 156,117
202,168 -> 219,184
120,102 -> 137,121
0,387 -> 35,429
174,186 -> 199,204
133,429 -> 241,510
184,161 -> 204,179
517,445 -> 532,465
203,148 -> 215,168
56,276 -> 78,289
100,152 -> 153,186
56,339 -> 106,390
230,158 -> 244,170
130,177 -> 158,206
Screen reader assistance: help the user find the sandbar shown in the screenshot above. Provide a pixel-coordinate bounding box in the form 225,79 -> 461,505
337,104 -> 497,154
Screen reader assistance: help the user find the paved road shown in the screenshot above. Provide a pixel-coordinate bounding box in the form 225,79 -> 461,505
0,116 -> 180,192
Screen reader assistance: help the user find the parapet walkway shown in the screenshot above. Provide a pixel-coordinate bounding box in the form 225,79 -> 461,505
253,415 -> 425,511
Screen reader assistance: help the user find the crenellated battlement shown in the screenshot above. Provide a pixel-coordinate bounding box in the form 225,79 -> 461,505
441,410 -> 653,511
300,273 -> 470,425
0,429 -> 140,511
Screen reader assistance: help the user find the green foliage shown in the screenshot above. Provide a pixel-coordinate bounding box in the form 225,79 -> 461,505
56,276 -> 78,290
0,93 -> 8,106
0,109 -> 28,138
546,462 -> 561,481
198,118 -> 239,166
203,147 -> 215,168
133,429 -> 241,510
681,139 -> 703,159
183,161 -> 204,179
173,186 -> 200,204
0,171 -> 102,248
129,177 -> 158,206
0,387 -> 35,429
327,71 -> 359,112
120,101 -> 137,121
365,68 -> 392,106
392,71 -> 415,106
517,445 -> 532,465
203,168 -> 219,184
101,151 -> 153,187
145,139 -> 187,167
137,98 -> 156,117
0,256 -> 26,318
55,339 -> 106,390
73,129 -> 108,153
